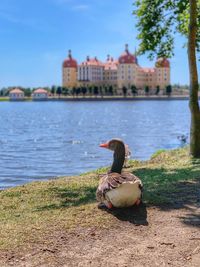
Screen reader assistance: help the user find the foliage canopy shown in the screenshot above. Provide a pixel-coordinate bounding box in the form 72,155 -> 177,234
133,0 -> 200,59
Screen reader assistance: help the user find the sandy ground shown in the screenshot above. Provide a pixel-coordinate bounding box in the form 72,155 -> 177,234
1,181 -> 200,267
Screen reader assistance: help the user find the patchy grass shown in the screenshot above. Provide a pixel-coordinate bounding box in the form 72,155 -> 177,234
0,147 -> 200,250
150,149 -> 167,159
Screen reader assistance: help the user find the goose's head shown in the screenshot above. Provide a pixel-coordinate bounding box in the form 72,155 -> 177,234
99,138 -> 124,151
99,139 -> 125,174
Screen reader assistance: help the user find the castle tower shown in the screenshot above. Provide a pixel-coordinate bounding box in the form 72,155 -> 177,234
117,44 -> 138,90
155,58 -> 170,90
62,50 -> 78,88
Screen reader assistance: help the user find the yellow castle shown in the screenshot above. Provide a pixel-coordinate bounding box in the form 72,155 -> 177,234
62,44 -> 170,91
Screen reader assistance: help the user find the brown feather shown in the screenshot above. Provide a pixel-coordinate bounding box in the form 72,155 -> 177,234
96,172 -> 143,202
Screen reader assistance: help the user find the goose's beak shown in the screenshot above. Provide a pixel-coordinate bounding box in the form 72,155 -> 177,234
99,143 -> 109,148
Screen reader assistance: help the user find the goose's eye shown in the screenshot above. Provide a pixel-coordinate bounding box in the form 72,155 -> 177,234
109,142 -> 115,150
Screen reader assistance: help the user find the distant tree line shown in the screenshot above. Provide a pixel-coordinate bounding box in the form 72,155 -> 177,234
1,84 -> 198,98
49,84 -> 175,97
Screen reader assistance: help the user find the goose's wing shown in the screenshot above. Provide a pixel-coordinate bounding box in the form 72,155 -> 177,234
121,172 -> 143,190
96,172 -> 143,202
96,172 -> 125,202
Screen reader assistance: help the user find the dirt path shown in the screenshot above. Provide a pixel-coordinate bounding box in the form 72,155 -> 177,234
1,201 -> 199,267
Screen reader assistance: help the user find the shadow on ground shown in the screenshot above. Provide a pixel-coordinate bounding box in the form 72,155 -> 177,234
35,184 -> 97,211
134,165 -> 200,227
36,162 -> 200,227
100,203 -> 148,226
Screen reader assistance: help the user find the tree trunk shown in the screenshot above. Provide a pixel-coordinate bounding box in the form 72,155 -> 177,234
188,0 -> 200,158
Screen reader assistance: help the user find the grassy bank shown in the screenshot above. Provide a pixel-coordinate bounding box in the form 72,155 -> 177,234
0,147 -> 200,251
0,97 -> 9,101
0,97 -> 32,101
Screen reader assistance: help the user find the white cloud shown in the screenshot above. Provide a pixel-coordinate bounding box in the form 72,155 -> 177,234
54,0 -> 72,4
53,0 -> 90,11
72,4 -> 89,11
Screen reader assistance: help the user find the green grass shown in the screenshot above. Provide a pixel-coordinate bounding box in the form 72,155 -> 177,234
0,147 -> 200,250
0,97 -> 9,101
0,97 -> 32,101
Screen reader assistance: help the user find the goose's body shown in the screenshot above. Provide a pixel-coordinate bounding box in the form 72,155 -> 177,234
96,139 -> 143,209
97,172 -> 142,208
106,181 -> 141,207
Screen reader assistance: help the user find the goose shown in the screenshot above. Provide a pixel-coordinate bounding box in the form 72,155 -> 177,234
177,134 -> 188,144
124,144 -> 131,168
96,138 -> 143,209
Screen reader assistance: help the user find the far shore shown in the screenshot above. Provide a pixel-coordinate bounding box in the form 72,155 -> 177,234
1,94 -> 200,102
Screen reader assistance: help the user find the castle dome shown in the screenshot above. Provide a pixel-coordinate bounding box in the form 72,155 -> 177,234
63,50 -> 78,68
155,57 -> 170,68
119,44 -> 137,64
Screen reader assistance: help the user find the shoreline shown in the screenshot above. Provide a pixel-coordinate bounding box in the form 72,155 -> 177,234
48,95 -> 192,101
0,147 -> 190,192
1,95 -> 199,102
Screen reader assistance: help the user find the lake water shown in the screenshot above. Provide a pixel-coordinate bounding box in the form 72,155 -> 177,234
0,100 -> 190,189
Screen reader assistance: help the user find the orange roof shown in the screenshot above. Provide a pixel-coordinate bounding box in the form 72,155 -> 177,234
33,88 -> 48,94
63,50 -> 78,68
80,56 -> 103,67
142,68 -> 155,73
10,88 -> 24,94
104,56 -> 118,70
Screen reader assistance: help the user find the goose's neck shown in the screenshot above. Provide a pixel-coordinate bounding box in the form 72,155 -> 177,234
110,143 -> 125,174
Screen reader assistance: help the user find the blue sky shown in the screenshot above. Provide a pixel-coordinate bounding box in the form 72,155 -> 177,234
0,0 -> 197,88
